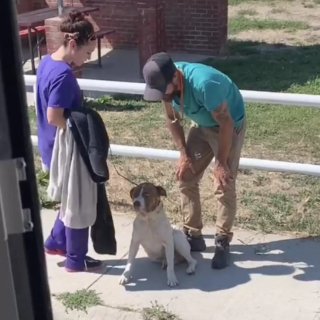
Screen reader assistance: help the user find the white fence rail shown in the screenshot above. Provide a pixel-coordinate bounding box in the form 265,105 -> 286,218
25,75 -> 320,108
25,75 -> 320,177
29,137 -> 320,176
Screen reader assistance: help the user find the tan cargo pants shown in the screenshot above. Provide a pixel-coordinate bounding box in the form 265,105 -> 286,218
180,118 -> 246,242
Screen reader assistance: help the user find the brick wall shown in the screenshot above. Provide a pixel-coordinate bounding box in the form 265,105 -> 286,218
47,0 -> 138,49
137,0 -> 166,77
16,0 -> 47,13
165,0 -> 228,54
16,0 -> 32,14
18,0 -> 228,55
32,0 -> 47,10
44,16 -> 63,53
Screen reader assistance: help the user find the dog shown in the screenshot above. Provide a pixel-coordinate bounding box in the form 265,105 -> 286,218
119,183 -> 197,287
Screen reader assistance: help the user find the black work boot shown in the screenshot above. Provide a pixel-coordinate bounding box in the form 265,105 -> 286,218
184,230 -> 206,252
183,228 -> 207,252
211,234 -> 230,269
187,235 -> 207,252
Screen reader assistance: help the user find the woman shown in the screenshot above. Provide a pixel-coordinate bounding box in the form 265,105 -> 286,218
36,10 -> 102,272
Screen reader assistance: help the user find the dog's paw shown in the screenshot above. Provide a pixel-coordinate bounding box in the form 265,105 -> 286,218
167,272 -> 179,287
186,259 -> 197,275
119,273 -> 130,285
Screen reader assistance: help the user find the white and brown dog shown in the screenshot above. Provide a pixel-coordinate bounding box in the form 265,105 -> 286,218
119,183 -> 197,287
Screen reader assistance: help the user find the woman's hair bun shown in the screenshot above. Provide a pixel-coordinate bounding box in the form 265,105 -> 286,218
68,10 -> 86,23
60,10 -> 94,46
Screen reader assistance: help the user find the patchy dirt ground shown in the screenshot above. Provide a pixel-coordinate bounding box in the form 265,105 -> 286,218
229,29 -> 320,46
229,0 -> 320,45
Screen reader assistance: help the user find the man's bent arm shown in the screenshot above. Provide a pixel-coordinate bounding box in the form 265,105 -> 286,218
163,101 -> 187,157
211,101 -> 233,165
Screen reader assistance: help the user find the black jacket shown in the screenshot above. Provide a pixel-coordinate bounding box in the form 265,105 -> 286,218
66,107 -> 109,183
65,107 -> 117,256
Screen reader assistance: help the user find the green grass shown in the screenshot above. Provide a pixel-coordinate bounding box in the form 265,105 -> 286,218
244,103 -> 320,162
53,291 -> 174,318
55,290 -> 104,314
303,3 -> 315,8
229,17 -> 309,35
238,9 -> 257,16
36,170 -> 56,209
238,174 -> 320,234
142,301 -> 180,320
28,105 -> 37,135
27,110 -> 56,209
203,43 -> 320,93
270,7 -> 288,14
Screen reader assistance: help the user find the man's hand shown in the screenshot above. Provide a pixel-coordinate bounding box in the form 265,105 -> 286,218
210,100 -> 233,191
163,101 -> 193,181
212,162 -> 230,191
176,154 -> 195,181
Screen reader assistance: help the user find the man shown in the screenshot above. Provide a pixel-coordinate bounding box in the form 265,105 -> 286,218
142,52 -> 246,270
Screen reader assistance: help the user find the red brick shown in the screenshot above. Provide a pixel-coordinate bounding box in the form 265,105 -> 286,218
18,0 -> 227,55
137,0 -> 166,76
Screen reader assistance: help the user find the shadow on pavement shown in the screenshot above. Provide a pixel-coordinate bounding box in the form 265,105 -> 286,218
87,235 -> 320,293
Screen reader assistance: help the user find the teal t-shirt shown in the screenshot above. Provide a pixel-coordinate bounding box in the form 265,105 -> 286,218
172,62 -> 245,128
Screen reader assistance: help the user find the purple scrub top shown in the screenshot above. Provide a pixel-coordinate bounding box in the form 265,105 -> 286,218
36,55 -> 81,168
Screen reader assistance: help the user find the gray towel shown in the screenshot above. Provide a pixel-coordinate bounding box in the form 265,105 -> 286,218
47,123 -> 97,229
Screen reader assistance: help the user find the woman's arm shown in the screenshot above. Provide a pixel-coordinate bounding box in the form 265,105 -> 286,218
47,72 -> 75,128
47,107 -> 66,128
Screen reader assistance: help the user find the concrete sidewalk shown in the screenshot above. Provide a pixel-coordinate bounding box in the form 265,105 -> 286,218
41,209 -> 320,320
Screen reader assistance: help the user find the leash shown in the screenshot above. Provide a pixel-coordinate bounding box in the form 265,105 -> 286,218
108,147 -> 138,186
109,147 -> 185,223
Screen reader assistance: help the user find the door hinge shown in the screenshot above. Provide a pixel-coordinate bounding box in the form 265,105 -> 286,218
0,158 -> 34,240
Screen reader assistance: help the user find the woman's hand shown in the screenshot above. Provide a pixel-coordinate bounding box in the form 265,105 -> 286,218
212,162 -> 230,191
176,155 -> 195,181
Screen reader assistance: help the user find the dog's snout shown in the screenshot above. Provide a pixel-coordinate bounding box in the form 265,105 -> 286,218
134,200 -> 141,208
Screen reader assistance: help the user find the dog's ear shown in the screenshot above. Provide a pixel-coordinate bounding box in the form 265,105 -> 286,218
156,186 -> 167,198
130,187 -> 136,200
